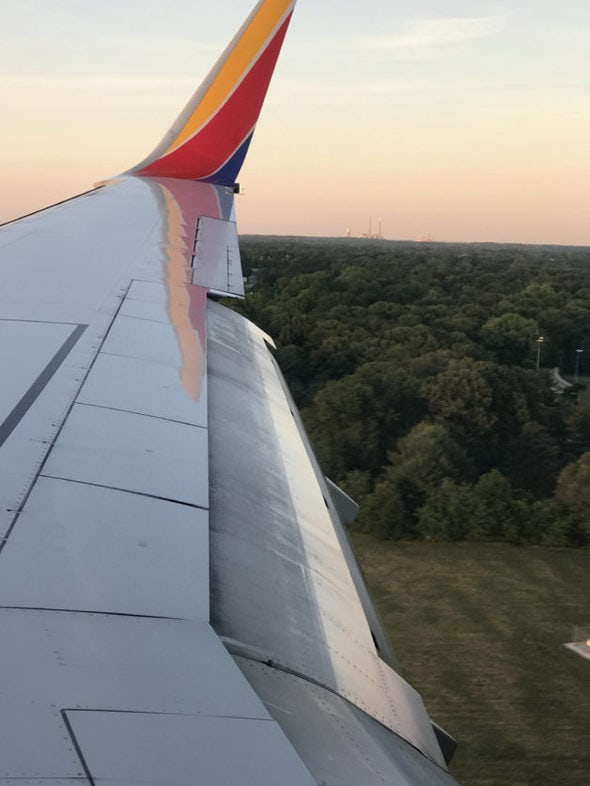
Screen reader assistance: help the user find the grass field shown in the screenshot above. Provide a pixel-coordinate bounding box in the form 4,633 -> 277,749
350,534 -> 590,785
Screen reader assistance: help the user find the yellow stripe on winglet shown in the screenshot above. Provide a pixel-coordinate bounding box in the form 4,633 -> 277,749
165,0 -> 292,154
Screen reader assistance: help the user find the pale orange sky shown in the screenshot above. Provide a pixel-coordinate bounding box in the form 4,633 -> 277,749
1,0 -> 589,245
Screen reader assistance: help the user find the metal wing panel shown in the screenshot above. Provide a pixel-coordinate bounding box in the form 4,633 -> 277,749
0,176 -> 237,322
0,477 -> 209,620
0,180 -> 160,323
207,299 -> 447,769
77,353 -> 208,427
0,176 -> 230,532
0,612 -> 270,716
66,711 -> 316,786
0,321 -> 76,427
192,215 -> 244,296
237,658 -> 459,786
0,611 -> 280,780
0,324 -> 90,534
101,313 -> 200,369
42,404 -> 209,508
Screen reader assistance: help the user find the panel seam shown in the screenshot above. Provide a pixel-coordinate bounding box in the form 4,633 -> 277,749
0,281 -> 133,555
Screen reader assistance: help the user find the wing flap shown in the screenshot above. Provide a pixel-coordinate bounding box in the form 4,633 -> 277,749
207,300 -> 447,769
237,658 -> 459,786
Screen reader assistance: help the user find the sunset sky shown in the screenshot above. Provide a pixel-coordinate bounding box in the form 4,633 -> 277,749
1,0 -> 589,245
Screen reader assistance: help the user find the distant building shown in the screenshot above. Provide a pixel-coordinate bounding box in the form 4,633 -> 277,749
360,217 -> 384,239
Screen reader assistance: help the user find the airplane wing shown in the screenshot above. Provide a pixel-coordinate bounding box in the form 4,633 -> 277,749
0,1 -> 459,783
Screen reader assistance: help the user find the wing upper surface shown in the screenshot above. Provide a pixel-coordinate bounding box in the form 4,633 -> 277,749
0,0 -> 459,782
0,175 -> 319,784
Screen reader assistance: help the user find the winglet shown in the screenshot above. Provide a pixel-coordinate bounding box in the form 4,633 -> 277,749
128,0 -> 296,185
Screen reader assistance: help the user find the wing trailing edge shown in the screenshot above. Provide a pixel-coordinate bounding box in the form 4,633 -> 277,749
128,0 -> 296,185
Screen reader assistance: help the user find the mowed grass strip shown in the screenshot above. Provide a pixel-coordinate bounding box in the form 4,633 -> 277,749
351,534 -> 590,786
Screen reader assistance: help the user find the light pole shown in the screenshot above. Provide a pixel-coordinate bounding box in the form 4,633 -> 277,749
536,336 -> 544,372
575,348 -> 584,383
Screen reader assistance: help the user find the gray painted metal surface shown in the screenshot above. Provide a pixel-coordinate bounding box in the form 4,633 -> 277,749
237,657 -> 459,786
0,175 -> 320,782
0,612 -> 265,717
43,403 -> 209,507
192,215 -> 244,297
67,711 -> 316,786
0,477 -> 209,620
78,352 -> 208,427
325,476 -> 360,525
207,299 -> 449,772
0,321 -> 75,427
0,180 -> 159,323
0,611 -> 289,779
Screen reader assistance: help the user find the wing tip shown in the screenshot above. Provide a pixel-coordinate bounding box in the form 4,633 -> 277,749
127,0 -> 296,183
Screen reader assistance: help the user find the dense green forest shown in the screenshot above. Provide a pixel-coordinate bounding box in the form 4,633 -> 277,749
235,237 -> 590,547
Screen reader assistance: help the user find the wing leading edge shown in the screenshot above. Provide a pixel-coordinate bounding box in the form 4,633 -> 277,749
0,1 -> 459,783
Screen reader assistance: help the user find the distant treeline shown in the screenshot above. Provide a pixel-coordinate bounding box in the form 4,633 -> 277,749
234,236 -> 590,547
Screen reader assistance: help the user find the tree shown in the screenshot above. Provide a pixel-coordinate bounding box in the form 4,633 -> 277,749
481,312 -> 540,366
359,421 -> 473,538
416,479 -> 474,541
468,470 -> 526,543
528,498 -> 581,547
236,235 -> 590,547
556,453 -> 590,508
360,480 -> 411,539
304,362 -> 425,481
304,374 -> 376,480
427,358 -> 496,437
502,421 -> 562,497
566,389 -> 590,450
